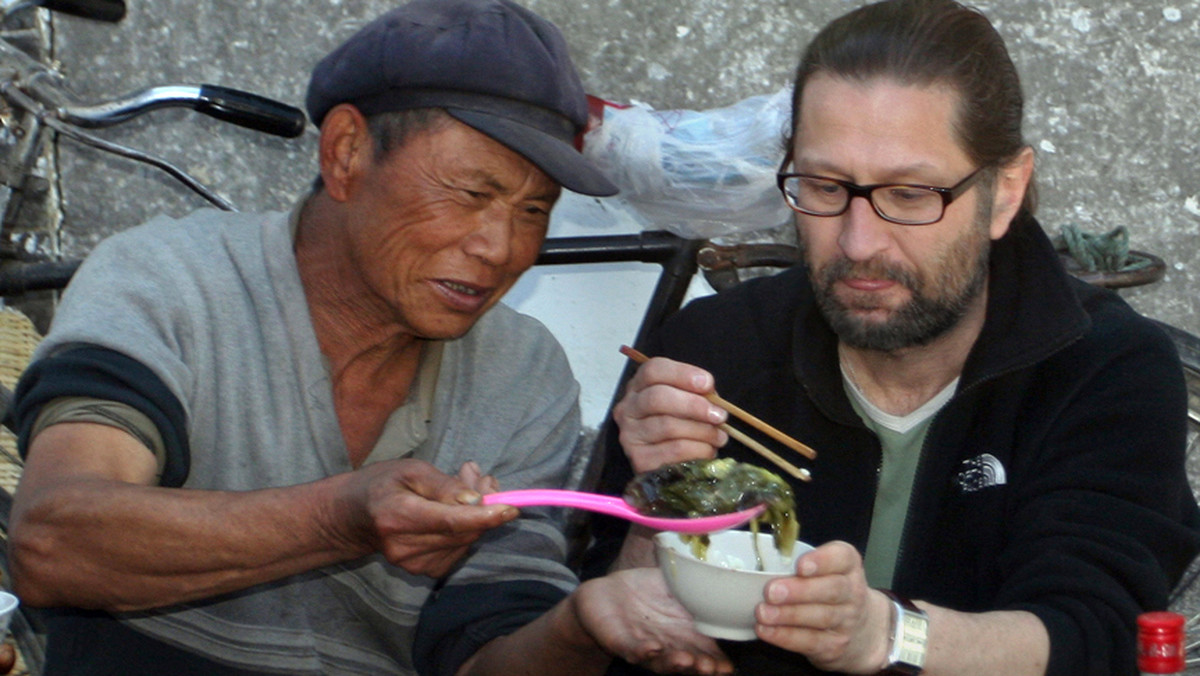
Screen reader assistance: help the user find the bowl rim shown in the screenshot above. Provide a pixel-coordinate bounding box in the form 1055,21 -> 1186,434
653,530 -> 810,577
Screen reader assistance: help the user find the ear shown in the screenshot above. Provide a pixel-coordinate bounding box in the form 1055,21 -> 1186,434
987,146 -> 1035,240
317,103 -> 373,203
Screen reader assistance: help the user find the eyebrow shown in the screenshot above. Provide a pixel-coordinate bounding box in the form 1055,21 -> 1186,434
459,168 -> 559,202
459,169 -> 507,192
792,157 -> 944,183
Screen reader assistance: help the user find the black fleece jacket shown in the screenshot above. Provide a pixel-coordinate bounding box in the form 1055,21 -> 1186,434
584,212 -> 1200,676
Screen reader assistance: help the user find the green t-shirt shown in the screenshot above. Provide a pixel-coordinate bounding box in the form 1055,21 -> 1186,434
842,370 -> 957,588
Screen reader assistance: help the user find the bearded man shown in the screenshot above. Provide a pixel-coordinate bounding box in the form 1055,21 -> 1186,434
581,1 -> 1200,675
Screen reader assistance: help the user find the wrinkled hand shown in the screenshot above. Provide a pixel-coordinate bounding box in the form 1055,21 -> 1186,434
337,458 -> 517,577
455,460 -> 500,496
755,541 -> 892,673
575,567 -> 733,675
613,357 -> 729,474
0,642 -> 13,674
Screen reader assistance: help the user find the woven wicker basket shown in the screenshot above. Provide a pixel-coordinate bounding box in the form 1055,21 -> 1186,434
0,308 -> 41,496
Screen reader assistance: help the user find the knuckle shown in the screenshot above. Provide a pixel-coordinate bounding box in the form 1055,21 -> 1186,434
817,604 -> 841,628
642,386 -> 672,413
661,439 -> 709,462
815,632 -> 851,660
613,398 -> 631,421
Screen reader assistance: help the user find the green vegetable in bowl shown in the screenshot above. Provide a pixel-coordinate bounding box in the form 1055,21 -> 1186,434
624,458 -> 800,566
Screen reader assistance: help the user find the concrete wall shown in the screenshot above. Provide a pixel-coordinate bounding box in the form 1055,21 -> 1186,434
39,0 -> 1200,425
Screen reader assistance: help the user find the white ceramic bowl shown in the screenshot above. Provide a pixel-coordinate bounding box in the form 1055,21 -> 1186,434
0,591 -> 18,635
655,530 -> 813,640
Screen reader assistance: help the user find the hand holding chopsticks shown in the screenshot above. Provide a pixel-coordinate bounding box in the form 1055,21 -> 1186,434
619,345 -> 814,481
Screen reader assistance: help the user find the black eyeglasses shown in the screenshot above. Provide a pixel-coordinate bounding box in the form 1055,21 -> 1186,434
776,164 -> 990,226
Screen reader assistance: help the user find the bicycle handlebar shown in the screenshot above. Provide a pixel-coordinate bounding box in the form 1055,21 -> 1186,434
0,234 -> 697,297
38,0 -> 125,22
194,85 -> 307,138
536,231 -> 692,266
0,40 -> 306,141
0,258 -> 79,295
0,234 -> 801,298
57,84 -> 307,138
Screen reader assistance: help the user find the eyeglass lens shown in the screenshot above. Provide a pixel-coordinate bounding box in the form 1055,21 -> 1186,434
781,176 -> 947,225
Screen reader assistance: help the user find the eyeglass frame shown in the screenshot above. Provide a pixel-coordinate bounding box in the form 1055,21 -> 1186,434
775,160 -> 991,226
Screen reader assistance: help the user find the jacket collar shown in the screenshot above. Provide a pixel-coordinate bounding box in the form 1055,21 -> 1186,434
793,211 -> 1091,421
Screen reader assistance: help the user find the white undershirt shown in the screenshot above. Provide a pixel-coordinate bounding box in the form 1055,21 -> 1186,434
842,368 -> 959,433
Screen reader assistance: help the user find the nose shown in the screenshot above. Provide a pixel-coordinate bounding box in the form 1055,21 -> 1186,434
462,207 -> 514,266
836,194 -> 892,262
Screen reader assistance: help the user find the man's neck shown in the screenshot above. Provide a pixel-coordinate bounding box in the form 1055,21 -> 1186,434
838,290 -> 988,417
295,192 -> 429,465
294,192 -> 423,373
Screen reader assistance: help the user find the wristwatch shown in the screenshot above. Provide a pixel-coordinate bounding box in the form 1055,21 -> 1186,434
879,589 -> 928,675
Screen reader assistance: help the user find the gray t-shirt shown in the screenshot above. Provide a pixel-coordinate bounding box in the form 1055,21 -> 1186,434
32,203 -> 586,674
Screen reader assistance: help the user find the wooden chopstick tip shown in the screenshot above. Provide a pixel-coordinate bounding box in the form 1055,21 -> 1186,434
619,344 -> 647,363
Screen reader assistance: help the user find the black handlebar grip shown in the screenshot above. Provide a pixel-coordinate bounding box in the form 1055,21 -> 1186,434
39,0 -> 126,22
195,85 -> 308,139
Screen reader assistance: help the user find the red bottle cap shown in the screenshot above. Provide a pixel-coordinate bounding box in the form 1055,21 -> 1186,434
1138,611 -> 1186,674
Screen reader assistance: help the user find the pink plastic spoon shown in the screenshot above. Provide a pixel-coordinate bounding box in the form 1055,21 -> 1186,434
481,489 -> 766,534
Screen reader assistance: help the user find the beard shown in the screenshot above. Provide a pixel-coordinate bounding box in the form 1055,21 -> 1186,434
802,204 -> 993,353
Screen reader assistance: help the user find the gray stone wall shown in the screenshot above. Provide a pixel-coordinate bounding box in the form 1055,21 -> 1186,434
46,0 -> 1200,335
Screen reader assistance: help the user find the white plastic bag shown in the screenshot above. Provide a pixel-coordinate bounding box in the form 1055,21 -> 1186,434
582,87 -> 794,239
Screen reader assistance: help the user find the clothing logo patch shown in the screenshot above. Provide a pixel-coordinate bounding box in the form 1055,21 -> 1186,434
955,453 -> 1007,492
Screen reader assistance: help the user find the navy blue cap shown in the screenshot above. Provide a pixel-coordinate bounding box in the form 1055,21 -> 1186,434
305,0 -> 618,197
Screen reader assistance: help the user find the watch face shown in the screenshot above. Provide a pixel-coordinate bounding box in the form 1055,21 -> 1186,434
885,592 -> 928,674
898,612 -> 929,659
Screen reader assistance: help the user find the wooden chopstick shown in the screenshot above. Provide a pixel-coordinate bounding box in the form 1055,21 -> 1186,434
720,423 -> 812,482
619,345 -> 814,481
706,391 -> 817,460
620,345 -> 816,460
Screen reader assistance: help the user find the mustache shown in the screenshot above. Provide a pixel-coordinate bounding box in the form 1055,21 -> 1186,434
819,256 -> 921,290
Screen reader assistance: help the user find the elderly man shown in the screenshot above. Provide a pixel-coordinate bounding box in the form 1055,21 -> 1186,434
5,1 -> 619,674
582,1 -> 1200,675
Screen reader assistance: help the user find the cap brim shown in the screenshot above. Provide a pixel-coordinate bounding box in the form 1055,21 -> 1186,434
447,109 -> 618,197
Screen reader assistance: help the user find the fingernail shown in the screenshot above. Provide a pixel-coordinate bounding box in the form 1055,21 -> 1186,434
707,406 -> 726,424
758,603 -> 778,622
457,491 -> 482,505
693,373 -> 712,391
766,582 -> 787,603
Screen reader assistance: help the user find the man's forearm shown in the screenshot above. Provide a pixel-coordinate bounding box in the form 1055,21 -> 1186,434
612,525 -> 658,570
457,594 -> 611,676
10,472 -> 367,611
920,605 -> 1048,676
